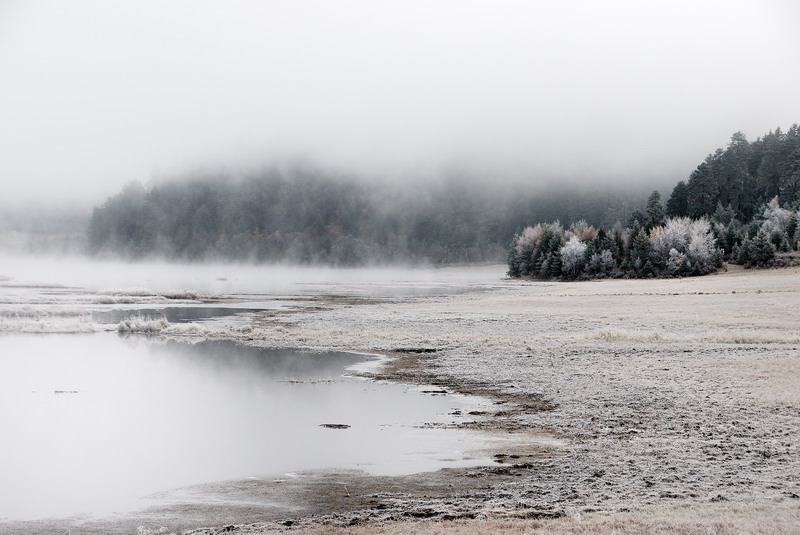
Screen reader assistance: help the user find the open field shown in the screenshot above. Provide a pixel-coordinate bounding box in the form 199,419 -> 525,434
178,265 -> 800,534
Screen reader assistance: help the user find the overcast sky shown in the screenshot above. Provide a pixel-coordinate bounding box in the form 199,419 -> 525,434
1,0 -> 799,204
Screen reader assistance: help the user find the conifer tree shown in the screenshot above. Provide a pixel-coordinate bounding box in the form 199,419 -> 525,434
645,190 -> 666,230
666,181 -> 689,218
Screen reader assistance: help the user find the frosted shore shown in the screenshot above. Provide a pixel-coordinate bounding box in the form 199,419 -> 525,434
184,265 -> 800,533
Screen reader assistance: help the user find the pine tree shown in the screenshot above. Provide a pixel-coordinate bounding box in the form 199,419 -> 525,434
737,238 -> 755,266
506,239 -> 521,277
786,213 -> 798,250
627,222 -> 652,276
666,181 -> 689,217
645,190 -> 666,230
752,231 -> 776,266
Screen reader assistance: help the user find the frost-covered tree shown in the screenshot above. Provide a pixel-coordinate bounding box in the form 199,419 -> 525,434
570,219 -> 597,241
587,249 -> 616,276
684,219 -> 721,275
711,202 -> 736,226
649,217 -> 720,276
752,230 -> 777,266
507,222 -> 565,278
560,236 -> 588,279
715,219 -> 745,259
666,248 -> 685,274
759,196 -> 797,251
650,218 -> 692,265
761,196 -> 793,234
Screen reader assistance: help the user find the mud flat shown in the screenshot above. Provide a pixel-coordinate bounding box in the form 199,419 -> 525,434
177,265 -> 800,534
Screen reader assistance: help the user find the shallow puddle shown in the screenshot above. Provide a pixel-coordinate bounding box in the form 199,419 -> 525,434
0,335 -> 494,522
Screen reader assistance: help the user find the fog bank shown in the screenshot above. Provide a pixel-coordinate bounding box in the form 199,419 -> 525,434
1,1 -> 798,204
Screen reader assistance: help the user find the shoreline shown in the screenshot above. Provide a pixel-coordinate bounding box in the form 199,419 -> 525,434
195,266 -> 800,533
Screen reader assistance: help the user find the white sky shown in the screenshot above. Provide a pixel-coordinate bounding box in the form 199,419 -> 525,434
1,0 -> 799,204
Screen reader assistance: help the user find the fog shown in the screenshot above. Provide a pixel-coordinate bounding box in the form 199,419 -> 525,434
2,0 -> 799,206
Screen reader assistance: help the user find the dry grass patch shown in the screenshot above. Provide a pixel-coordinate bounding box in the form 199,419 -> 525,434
708,330 -> 800,345
589,329 -> 664,343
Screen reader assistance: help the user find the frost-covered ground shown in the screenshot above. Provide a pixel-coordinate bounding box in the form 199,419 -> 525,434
175,265 -> 800,533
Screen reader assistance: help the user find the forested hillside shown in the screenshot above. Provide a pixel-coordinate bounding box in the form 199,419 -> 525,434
87,169 -> 654,265
665,124 -> 800,219
89,125 -> 800,267
508,125 -> 800,280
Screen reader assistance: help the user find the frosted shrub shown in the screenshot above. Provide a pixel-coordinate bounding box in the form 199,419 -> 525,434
560,236 -> 588,278
117,315 -> 170,334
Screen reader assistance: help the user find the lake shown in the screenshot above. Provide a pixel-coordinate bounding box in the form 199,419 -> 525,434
0,256 -> 513,529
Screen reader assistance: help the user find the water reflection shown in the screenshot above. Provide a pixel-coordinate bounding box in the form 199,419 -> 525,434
0,335 -> 487,521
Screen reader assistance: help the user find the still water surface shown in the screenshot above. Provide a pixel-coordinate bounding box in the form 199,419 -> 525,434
0,334 -> 489,521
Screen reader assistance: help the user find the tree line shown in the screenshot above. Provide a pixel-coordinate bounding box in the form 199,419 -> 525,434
508,125 -> 800,280
87,168 -> 656,265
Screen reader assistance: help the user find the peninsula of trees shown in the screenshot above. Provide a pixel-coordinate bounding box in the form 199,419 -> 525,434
508,124 -> 800,280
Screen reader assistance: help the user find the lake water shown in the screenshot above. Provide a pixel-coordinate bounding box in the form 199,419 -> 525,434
0,334 -> 495,522
0,256 -> 510,526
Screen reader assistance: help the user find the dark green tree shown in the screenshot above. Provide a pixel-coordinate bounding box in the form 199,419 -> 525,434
752,230 -> 777,266
626,222 -> 652,275
627,210 -> 646,228
645,190 -> 665,230
786,213 -> 798,250
711,202 -> 736,226
666,180 -> 689,217
686,158 -> 719,218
